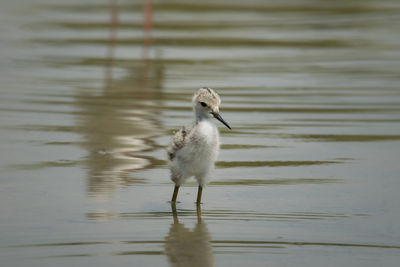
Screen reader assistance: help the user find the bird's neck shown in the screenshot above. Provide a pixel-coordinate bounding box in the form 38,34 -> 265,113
195,112 -> 212,124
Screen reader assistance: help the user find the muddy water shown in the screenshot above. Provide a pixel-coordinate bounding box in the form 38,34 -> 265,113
1,0 -> 400,266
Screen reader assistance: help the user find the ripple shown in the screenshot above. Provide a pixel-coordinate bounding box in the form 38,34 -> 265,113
216,160 -> 344,168
31,37 -> 367,49
276,134 -> 400,142
220,144 -> 280,149
9,160 -> 79,170
14,239 -> 400,251
36,2 -> 400,14
84,209 -> 358,223
210,178 -> 343,186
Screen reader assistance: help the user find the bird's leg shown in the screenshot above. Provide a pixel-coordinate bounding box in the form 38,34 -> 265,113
196,185 -> 203,205
170,201 -> 179,224
196,203 -> 202,224
171,185 -> 180,203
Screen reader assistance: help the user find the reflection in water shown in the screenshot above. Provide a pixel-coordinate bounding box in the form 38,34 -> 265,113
165,205 -> 215,267
104,0 -> 119,86
76,0 -> 165,200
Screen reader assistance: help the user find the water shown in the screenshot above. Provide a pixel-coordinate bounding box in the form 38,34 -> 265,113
1,0 -> 400,266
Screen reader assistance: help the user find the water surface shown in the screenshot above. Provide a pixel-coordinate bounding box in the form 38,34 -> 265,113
1,0 -> 400,266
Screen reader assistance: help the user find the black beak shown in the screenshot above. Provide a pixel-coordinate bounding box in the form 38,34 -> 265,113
211,112 -> 231,130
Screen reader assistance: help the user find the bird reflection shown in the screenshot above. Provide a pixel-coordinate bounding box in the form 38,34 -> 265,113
77,0 -> 165,200
165,204 -> 215,267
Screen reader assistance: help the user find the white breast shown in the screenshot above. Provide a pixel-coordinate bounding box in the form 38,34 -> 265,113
192,120 -> 220,167
197,120 -> 217,142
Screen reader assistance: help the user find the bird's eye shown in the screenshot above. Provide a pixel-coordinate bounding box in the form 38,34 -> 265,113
200,102 -> 207,107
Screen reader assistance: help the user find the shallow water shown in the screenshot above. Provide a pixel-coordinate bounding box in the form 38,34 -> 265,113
1,0 -> 400,266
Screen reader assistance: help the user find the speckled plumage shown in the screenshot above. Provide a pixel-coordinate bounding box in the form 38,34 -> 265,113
167,87 -> 231,204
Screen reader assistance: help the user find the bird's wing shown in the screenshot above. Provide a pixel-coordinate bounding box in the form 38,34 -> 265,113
167,125 -> 192,161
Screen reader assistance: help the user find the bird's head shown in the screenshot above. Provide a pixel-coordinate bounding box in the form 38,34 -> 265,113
192,87 -> 231,129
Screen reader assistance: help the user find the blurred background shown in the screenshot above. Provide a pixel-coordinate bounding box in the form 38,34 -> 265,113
1,0 -> 400,266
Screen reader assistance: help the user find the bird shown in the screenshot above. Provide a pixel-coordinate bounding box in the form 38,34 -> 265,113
167,87 -> 231,205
